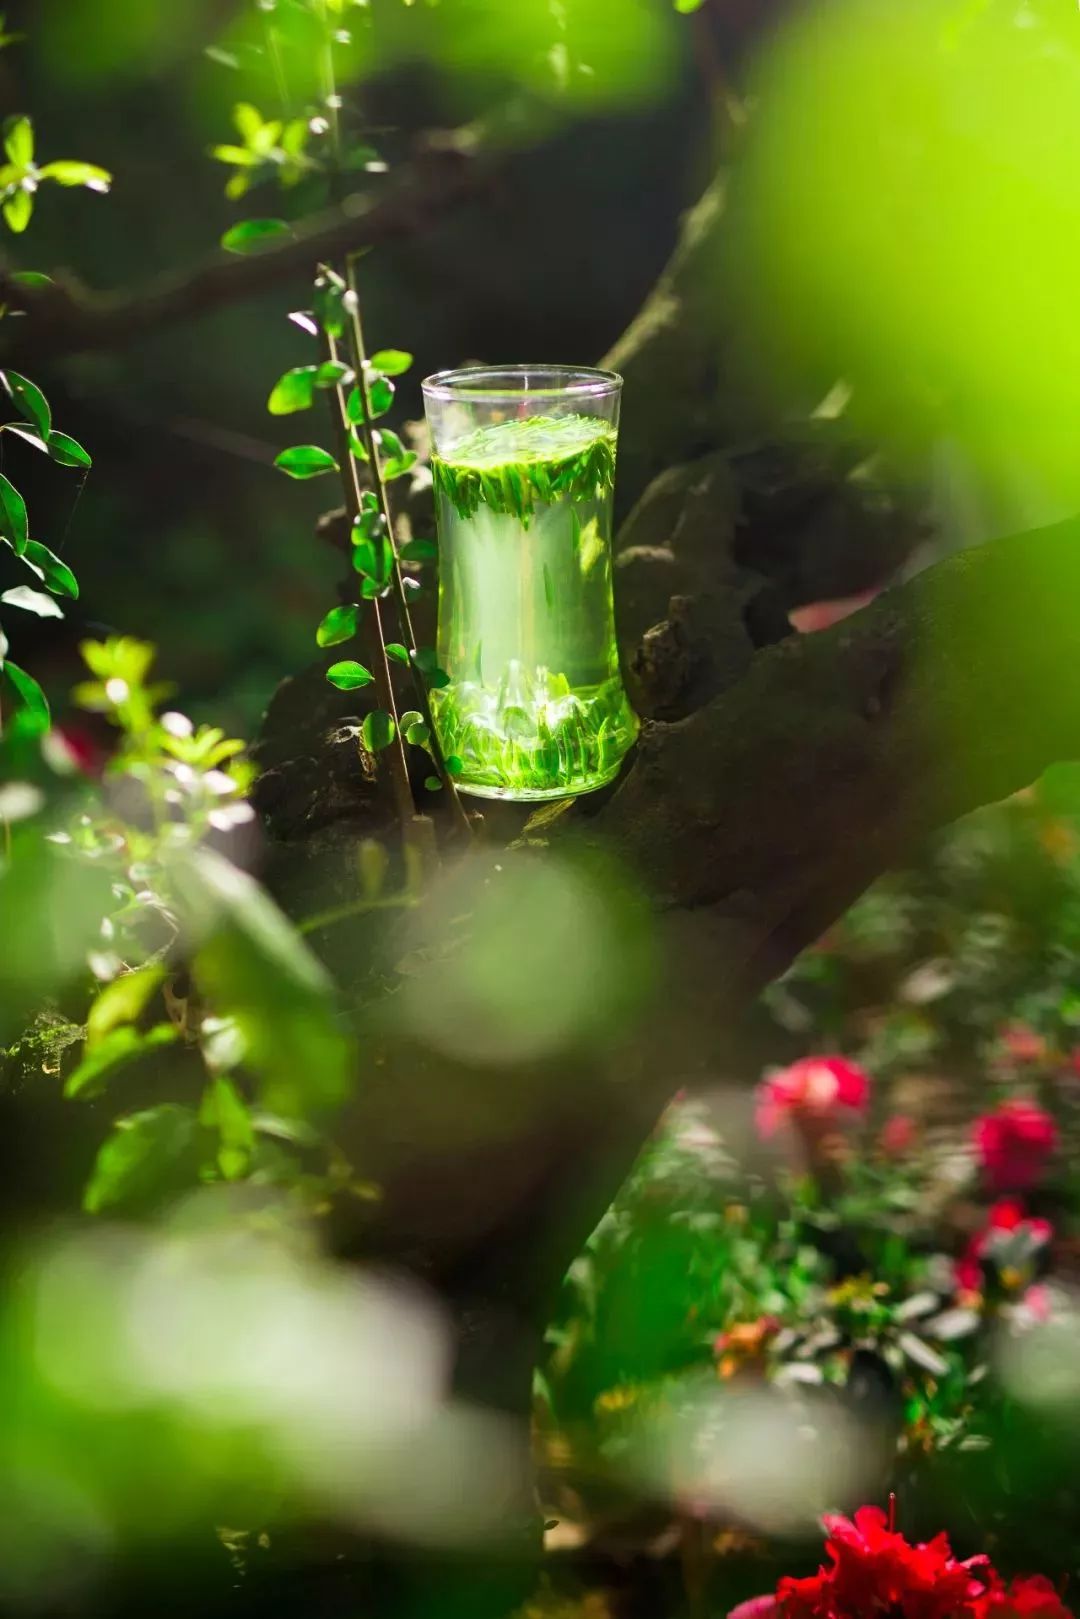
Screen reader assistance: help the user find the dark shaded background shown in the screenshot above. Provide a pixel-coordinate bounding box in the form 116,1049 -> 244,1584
0,0 -> 719,735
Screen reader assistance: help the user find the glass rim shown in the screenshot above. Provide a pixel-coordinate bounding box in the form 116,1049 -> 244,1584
421,364 -> 623,404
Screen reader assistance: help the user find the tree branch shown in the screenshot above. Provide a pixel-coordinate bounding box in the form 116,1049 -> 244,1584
588,514 -> 1080,1024
1,139 -> 485,362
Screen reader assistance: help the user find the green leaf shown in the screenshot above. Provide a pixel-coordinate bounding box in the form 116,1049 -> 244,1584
2,187 -> 32,233
445,755 -> 464,776
3,115 -> 32,167
405,718 -> 430,747
200,1075 -> 254,1181
352,530 -> 391,588
361,710 -> 396,752
345,385 -> 365,425
4,660 -> 48,730
212,143 -> 260,168
274,444 -> 338,478
87,964 -> 167,1049
326,659 -> 374,690
424,775 -> 443,792
0,472 -> 27,552
182,847 -> 354,1116
24,540 -> 78,599
316,603 -> 359,648
314,359 -> 352,389
368,375 -> 394,418
65,1023 -> 179,1100
233,102 -> 264,144
83,1103 -> 198,1213
1,423 -> 45,453
221,217 -> 292,254
9,271 -> 53,291
385,642 -> 409,664
411,646 -> 451,688
46,430 -> 92,468
369,350 -> 413,377
314,271 -> 346,339
400,537 -> 438,563
37,160 -> 111,193
382,453 -> 418,481
378,427 -> 405,459
267,365 -> 317,415
674,0 -> 706,10
1,584 -> 62,618
1,371 -> 51,438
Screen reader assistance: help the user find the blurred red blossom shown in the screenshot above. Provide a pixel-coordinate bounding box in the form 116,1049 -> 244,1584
997,1024 -> 1049,1066
880,1114 -> 917,1157
755,1056 -> 870,1139
954,1200 -> 1053,1294
728,1503 -> 1072,1619
974,1577 -> 1073,1619
973,1100 -> 1058,1192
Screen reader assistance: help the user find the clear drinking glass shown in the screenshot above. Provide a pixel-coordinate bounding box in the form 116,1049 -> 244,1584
421,364 -> 638,801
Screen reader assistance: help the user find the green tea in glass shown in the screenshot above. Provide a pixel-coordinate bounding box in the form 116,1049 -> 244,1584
422,365 -> 638,802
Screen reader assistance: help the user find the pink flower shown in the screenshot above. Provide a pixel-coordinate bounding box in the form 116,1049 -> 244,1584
1019,1284 -> 1053,1325
973,1101 -> 1058,1192
728,1600 -> 780,1619
997,1024 -> 1048,1066
880,1114 -> 918,1157
756,1056 -> 870,1139
788,588 -> 882,634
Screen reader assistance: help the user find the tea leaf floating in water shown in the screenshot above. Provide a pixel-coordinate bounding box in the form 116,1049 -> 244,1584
429,411 -> 637,801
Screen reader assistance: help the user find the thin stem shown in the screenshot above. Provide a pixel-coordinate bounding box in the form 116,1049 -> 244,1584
341,256 -> 471,834
312,1 -> 470,836
299,892 -> 414,936
262,14 -> 293,120
323,332 -> 416,829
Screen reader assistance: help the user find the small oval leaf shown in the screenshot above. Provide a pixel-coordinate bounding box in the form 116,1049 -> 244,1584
274,445 -> 338,479
46,430 -> 92,468
1,584 -> 63,618
361,709 -> 397,752
0,472 -> 28,552
326,660 -> 374,690
369,349 -> 413,377
24,539 -> 78,599
1,370 -> 51,438
316,604 -> 359,648
221,217 -> 292,254
267,366 -> 317,415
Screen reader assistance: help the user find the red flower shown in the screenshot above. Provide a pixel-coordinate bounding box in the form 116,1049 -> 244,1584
881,1114 -> 918,1157
955,1200 -> 1053,1295
731,1505 -> 1074,1619
973,1101 -> 1057,1192
975,1576 -> 1073,1619
756,1056 -> 870,1139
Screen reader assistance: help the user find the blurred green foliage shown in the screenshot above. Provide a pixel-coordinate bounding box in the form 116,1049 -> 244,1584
727,0 -> 1080,521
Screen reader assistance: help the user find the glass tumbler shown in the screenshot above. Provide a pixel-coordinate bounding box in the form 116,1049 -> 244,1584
421,365 -> 638,802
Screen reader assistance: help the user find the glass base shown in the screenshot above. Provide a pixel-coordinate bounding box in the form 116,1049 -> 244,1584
432,667 -> 638,805
453,757 -> 628,803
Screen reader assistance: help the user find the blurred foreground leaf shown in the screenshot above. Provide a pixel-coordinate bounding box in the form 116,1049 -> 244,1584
181,850 -> 354,1116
